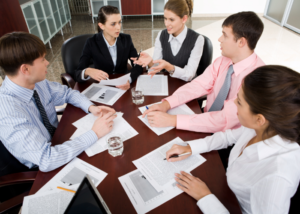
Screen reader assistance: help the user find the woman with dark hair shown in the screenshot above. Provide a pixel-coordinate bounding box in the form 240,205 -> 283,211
133,0 -> 204,81
165,65 -> 300,213
74,6 -> 143,90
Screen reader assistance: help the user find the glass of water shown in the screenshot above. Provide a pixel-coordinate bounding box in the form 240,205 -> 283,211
131,87 -> 144,105
107,133 -> 124,157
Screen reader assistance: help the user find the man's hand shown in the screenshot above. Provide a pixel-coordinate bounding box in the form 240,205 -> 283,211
89,105 -> 116,117
131,52 -> 153,67
175,171 -> 212,201
85,68 -> 109,81
148,59 -> 174,78
147,112 -> 176,127
166,145 -> 192,162
91,112 -> 117,139
142,101 -> 171,118
116,80 -> 130,90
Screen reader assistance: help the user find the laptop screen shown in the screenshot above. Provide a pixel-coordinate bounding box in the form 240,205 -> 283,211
64,176 -> 110,214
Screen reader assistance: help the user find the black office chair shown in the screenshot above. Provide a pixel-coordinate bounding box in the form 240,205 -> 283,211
61,34 -> 94,89
196,35 -> 213,108
289,183 -> 300,213
0,140 -> 37,214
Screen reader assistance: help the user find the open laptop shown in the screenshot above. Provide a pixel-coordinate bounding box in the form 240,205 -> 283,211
64,175 -> 111,214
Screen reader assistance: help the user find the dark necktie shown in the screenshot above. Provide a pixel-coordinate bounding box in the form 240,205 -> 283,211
33,90 -> 56,137
209,65 -> 234,112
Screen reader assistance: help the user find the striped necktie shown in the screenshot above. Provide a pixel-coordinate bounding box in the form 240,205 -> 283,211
209,65 -> 234,112
33,90 -> 56,137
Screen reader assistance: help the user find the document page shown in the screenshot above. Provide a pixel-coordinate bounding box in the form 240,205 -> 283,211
71,113 -> 138,157
119,169 -> 183,214
37,158 -> 107,194
133,137 -> 206,191
99,73 -> 131,86
81,83 -> 126,105
137,102 -> 195,136
22,190 -> 74,214
136,75 -> 168,96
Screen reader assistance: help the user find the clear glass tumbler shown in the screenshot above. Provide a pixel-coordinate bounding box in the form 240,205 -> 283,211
107,134 -> 124,157
131,87 -> 144,105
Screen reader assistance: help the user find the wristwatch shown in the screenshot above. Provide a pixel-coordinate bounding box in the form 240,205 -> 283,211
168,67 -> 175,75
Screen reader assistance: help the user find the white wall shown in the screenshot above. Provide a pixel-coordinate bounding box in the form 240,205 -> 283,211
193,0 -> 267,16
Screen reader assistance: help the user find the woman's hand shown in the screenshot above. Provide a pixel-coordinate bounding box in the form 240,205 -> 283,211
148,59 -> 174,77
175,171 -> 212,201
166,144 -> 192,162
116,80 -> 130,90
85,68 -> 109,81
131,52 -> 153,67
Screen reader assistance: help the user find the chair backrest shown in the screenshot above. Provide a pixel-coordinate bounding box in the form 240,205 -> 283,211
196,35 -> 213,77
290,183 -> 300,213
0,140 -> 29,177
61,34 -> 94,80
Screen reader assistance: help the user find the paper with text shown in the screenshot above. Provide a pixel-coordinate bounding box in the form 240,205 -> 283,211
81,83 -> 126,105
119,169 -> 183,214
99,73 -> 131,86
138,102 -> 195,136
133,137 -> 206,192
136,75 -> 168,96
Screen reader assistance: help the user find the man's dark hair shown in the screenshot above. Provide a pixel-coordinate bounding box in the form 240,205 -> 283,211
0,32 -> 46,76
222,11 -> 264,50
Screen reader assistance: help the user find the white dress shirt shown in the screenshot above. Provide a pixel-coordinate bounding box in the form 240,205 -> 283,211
187,126 -> 300,214
153,26 -> 204,81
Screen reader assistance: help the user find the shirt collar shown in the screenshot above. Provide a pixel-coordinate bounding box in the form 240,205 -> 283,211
3,77 -> 34,103
168,25 -> 187,44
102,34 -> 117,48
231,52 -> 258,76
257,135 -> 300,160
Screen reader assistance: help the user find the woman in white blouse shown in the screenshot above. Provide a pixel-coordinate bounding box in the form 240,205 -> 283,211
132,0 -> 204,82
166,65 -> 300,213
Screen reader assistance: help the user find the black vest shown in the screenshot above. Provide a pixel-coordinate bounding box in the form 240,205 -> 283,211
160,28 -> 200,75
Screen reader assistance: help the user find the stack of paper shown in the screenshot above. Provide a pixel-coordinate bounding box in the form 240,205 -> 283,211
119,137 -> 206,214
22,158 -> 108,214
138,102 -> 195,135
81,84 -> 127,105
136,75 -> 168,96
71,112 -> 138,157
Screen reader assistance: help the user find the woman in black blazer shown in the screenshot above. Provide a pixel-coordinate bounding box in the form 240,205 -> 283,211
74,6 -> 143,90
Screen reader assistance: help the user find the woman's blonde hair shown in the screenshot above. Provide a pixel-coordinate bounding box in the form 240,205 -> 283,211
164,0 -> 193,18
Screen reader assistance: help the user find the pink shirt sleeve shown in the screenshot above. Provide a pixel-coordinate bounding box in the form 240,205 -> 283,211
164,57 -> 223,108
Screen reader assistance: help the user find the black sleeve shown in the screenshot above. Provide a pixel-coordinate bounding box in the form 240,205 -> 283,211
128,36 -> 143,83
74,40 -> 93,83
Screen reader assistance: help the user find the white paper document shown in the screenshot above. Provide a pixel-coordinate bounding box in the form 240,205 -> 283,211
37,158 -> 107,194
119,169 -> 183,214
99,73 -> 131,86
71,113 -> 138,157
22,189 -> 74,214
81,83 -> 126,105
133,137 -> 206,192
136,75 -> 168,96
137,102 -> 195,136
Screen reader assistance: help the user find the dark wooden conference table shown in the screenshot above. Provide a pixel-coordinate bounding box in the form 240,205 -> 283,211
29,73 -> 241,214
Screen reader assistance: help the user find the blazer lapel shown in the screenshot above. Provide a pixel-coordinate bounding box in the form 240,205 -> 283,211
116,37 -> 124,70
96,33 -> 114,69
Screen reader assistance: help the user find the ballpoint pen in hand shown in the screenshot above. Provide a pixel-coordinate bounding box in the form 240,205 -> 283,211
163,152 -> 191,160
136,49 -> 142,61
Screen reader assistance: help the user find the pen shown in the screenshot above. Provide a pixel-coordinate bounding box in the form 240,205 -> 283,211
163,152 -> 191,160
106,77 -> 109,80
136,49 -> 142,61
146,106 -> 149,110
57,186 -> 76,193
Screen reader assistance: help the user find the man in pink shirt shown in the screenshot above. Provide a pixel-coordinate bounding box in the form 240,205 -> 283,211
142,11 -> 265,133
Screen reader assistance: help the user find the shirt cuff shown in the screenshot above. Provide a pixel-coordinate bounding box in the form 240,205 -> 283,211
76,130 -> 98,147
81,69 -> 91,81
176,114 -> 195,130
171,66 -> 184,78
81,100 -> 95,114
197,194 -> 229,214
163,96 -> 179,109
187,138 -> 208,155
129,77 -> 132,84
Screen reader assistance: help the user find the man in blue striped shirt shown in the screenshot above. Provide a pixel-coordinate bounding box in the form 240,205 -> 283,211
0,32 -> 116,172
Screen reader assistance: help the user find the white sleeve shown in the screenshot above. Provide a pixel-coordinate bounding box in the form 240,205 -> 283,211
152,31 -> 163,61
197,194 -> 229,214
187,126 -> 245,155
81,68 -> 90,81
172,35 -> 205,81
250,176 -> 295,214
